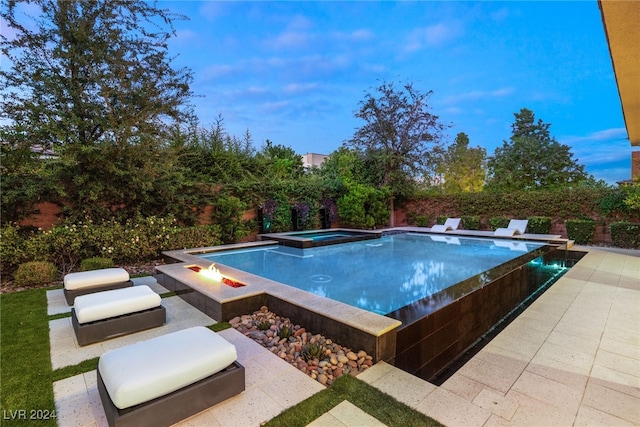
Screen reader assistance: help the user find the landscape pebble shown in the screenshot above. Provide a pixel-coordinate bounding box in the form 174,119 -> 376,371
230,306 -> 373,386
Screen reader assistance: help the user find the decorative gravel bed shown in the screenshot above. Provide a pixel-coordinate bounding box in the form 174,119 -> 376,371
230,306 -> 374,386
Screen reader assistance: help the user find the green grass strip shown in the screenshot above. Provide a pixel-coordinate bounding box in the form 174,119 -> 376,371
1,289 -> 57,426
265,374 -> 444,427
48,311 -> 71,320
51,358 -> 99,383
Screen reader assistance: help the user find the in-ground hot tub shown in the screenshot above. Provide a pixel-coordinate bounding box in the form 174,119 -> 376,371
258,228 -> 380,248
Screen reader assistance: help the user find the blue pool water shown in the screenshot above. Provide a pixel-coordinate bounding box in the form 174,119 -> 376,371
200,233 -> 546,315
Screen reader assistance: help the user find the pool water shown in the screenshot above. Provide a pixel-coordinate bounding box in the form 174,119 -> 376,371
200,233 -> 546,316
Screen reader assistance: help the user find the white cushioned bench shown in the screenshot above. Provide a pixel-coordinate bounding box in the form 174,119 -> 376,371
97,326 -> 245,427
64,268 -> 133,305
71,285 -> 165,346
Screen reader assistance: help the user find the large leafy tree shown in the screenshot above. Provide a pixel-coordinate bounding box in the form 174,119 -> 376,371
437,132 -> 486,193
1,0 -> 196,221
486,108 -> 589,191
347,81 -> 447,225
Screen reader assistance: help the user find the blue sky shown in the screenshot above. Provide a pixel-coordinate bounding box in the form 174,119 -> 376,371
162,0 -> 635,184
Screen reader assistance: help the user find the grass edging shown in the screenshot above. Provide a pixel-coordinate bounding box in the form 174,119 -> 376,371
1,289 -> 57,426
264,374 -> 444,427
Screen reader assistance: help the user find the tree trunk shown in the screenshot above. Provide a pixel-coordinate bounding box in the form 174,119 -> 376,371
389,196 -> 395,227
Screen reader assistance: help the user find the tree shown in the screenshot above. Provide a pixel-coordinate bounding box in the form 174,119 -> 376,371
347,81 -> 448,225
437,132 -> 486,193
255,140 -> 304,180
486,108 -> 589,191
1,0 -> 196,221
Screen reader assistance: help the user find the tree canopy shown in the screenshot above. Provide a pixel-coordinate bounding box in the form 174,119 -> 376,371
486,108 -> 589,191
437,132 -> 486,193
347,81 -> 448,224
1,0 -> 197,221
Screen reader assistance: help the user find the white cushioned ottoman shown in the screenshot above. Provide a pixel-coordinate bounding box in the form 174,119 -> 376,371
97,326 -> 245,427
74,285 -> 161,323
63,268 -> 133,305
71,285 -> 165,346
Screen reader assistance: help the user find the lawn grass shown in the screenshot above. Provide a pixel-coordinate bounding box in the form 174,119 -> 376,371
265,374 -> 444,427
1,289 -> 57,426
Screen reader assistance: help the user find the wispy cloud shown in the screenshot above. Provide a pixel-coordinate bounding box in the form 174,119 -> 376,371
561,127 -> 630,165
441,87 -> 515,105
403,22 -> 463,52
283,83 -> 319,95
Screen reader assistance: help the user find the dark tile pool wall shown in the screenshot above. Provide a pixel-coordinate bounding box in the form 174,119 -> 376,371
392,264 -> 535,381
265,296 -> 397,362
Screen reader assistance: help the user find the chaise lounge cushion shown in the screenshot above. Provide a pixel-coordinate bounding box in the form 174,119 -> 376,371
98,326 -> 238,410
74,285 -> 161,324
64,268 -> 130,291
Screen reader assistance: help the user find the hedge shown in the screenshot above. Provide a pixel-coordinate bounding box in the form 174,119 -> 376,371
610,222 -> 640,249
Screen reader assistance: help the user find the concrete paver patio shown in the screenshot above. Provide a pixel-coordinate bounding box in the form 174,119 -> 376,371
50,248 -> 639,426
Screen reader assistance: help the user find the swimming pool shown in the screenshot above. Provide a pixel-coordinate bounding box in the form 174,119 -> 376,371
200,233 -> 547,318
161,228 -> 573,381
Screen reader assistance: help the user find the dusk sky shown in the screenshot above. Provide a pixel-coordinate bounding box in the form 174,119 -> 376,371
162,0 -> 635,185
3,1 -> 635,184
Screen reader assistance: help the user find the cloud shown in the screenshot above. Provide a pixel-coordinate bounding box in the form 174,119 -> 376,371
200,64 -> 238,80
441,87 -> 515,105
561,128 -> 630,165
283,83 -> 319,95
260,100 -> 292,114
271,30 -> 312,50
173,29 -> 198,44
329,29 -> 375,43
267,14 -> 315,50
404,22 -> 463,52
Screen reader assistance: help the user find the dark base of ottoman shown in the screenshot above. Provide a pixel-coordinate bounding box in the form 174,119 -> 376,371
72,305 -> 166,346
98,361 -> 245,427
64,281 -> 134,305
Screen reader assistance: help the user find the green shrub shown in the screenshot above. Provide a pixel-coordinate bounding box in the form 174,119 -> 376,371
414,214 -> 431,227
405,212 -> 431,227
211,194 -> 249,244
489,217 -> 510,231
461,215 -> 481,230
598,188 -> 630,215
80,257 -> 114,271
610,222 -> 640,248
435,215 -> 448,225
565,219 -> 596,245
13,261 -> 58,288
527,216 -> 552,234
0,224 -> 28,272
168,225 -> 222,250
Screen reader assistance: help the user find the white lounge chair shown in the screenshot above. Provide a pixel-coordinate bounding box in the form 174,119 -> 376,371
72,285 -> 165,346
430,218 -> 461,233
98,326 -> 245,426
494,219 -> 528,237
63,267 -> 133,305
